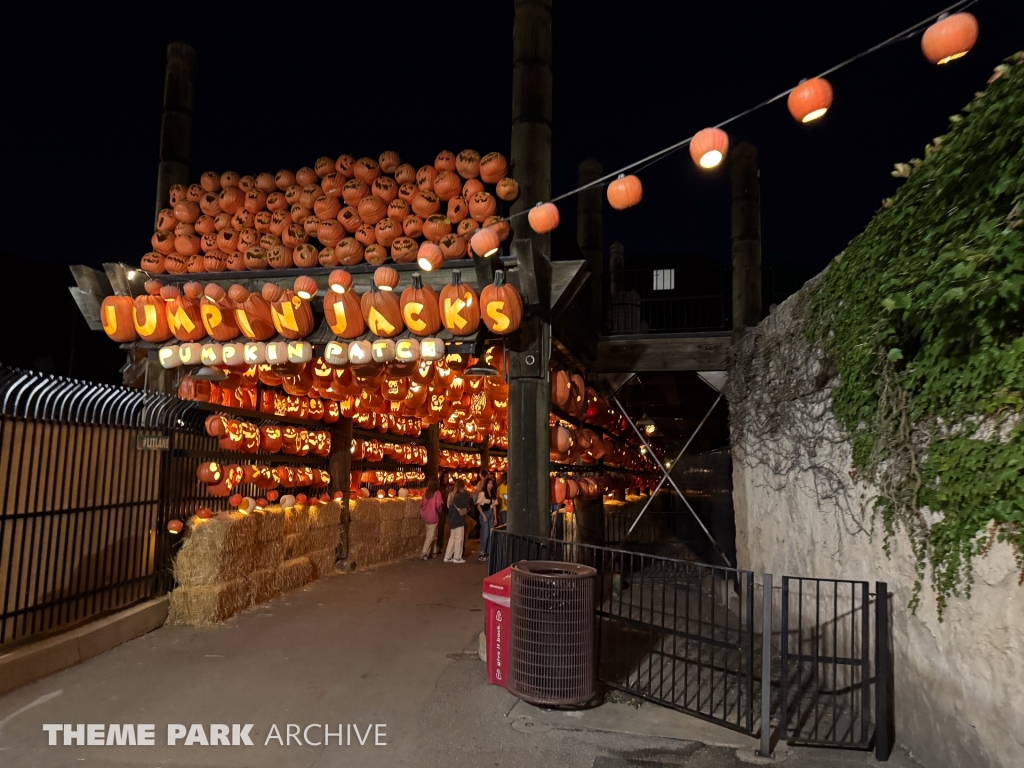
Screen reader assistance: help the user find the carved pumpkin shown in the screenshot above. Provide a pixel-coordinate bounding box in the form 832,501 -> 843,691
313,194 -> 342,221
101,295 -> 138,342
364,244 -> 387,266
388,162 -> 414,185
400,273 -> 442,336
299,183 -> 323,209
391,237 -> 417,263
456,149 -> 480,179
402,215 -> 424,239
335,238 -> 364,266
446,196 -> 469,224
195,284 -> 238,341
289,204 -> 311,225
479,152 -> 508,184
416,165 -> 437,191
133,281 -> 172,342
483,216 -> 511,242
374,217 -> 400,247
371,176 -> 397,203
195,215 -> 218,236
151,230 -> 176,255
218,187 -> 245,214
335,154 -> 356,178
458,218 -> 480,239
433,170 -> 462,202
319,246 -> 339,267
439,233 -> 467,260
411,190 -> 440,218
417,241 -> 444,272
274,169 -> 295,191
162,284 -> 205,342
469,191 -> 497,222
253,211 -> 273,234
202,250 -> 226,273
496,177 -> 520,202
140,251 -> 166,274
227,284 -> 275,341
342,178 -> 369,207
187,253 -> 206,273
386,199 -> 410,223
267,245 -> 293,269
358,195 -> 387,225
360,283 -> 404,338
322,171 -> 345,197
293,243 -> 319,268
304,215 -> 322,236
353,157 -> 381,184
480,270 -> 523,335
422,215 -> 452,243
244,246 -> 269,271
528,202 -> 560,233
354,222 -> 377,246
325,284 -> 365,339
398,182 -> 418,203
439,271 -> 480,336
199,191 -> 223,217
266,192 -> 288,212
317,219 -> 346,247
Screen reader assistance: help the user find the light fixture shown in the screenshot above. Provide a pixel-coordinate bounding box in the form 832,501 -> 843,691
788,77 -> 833,123
127,270 -> 137,280
294,275 -> 318,300
417,242 -> 444,272
192,366 -> 227,381
922,12 -> 978,65
690,128 -> 729,169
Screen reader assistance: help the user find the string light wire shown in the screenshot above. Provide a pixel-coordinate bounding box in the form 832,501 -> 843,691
503,0 -> 978,223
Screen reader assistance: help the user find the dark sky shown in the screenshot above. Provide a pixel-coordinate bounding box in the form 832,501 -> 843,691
0,1 -> 1020,380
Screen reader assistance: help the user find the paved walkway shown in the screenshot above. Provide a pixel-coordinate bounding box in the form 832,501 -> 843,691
0,546 -> 921,768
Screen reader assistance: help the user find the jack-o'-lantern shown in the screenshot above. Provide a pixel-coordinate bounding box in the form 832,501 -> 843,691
390,237 -> 417,263
479,270 -> 523,335
439,271 -> 480,336
416,165 -> 437,191
228,285 -> 275,341
335,238 -> 364,266
456,150 -> 480,179
364,244 -> 387,266
161,284 -> 205,342
197,284 -> 240,341
259,425 -> 282,453
360,284 -> 403,338
133,281 -> 172,343
411,189 -> 441,219
479,152 -> 508,184
324,284 -> 365,339
262,283 -> 315,340
140,251 -> 166,274
239,421 -> 260,454
382,375 -> 409,402
100,295 -> 138,342
310,431 -> 331,457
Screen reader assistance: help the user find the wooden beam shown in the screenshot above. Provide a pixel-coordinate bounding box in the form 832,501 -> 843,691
593,334 -> 731,372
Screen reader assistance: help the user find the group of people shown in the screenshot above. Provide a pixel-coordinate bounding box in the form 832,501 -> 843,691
417,473 -> 507,564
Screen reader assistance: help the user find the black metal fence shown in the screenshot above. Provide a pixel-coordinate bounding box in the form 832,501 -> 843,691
0,368 -> 186,646
491,529 -> 894,759
491,530 -> 758,736
606,266 -> 729,334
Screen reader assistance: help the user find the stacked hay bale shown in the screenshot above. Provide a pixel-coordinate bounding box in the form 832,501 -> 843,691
347,497 -> 424,569
168,500 -> 343,626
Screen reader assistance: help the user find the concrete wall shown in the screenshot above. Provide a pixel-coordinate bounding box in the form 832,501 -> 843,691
729,288 -> 1024,768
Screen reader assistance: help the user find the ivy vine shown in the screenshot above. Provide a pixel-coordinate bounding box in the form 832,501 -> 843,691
807,52 -> 1024,615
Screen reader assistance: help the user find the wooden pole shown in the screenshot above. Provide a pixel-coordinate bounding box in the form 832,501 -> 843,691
329,416 -> 353,563
510,0 -> 553,257
731,142 -> 761,338
577,158 -> 604,320
155,42 -> 196,224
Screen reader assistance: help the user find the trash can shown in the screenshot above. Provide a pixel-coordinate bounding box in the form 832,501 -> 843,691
482,567 -> 513,687
508,560 -> 596,706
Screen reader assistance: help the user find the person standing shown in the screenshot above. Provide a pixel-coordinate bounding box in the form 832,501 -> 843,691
475,476 -> 498,562
419,478 -> 443,559
445,479 -> 472,563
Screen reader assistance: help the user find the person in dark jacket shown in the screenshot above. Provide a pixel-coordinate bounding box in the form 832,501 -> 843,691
444,479 -> 472,563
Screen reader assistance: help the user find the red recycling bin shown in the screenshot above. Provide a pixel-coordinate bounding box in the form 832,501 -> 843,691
483,567 -> 513,687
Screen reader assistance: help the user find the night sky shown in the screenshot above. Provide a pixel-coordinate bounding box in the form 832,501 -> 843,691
1,1 -> 1020,381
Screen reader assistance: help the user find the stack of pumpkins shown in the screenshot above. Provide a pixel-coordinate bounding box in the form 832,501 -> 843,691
203,414 -> 332,457
141,150 -> 519,275
195,461 -> 331,498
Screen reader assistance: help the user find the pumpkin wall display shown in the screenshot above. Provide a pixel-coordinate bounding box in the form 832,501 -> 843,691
142,150 -> 518,278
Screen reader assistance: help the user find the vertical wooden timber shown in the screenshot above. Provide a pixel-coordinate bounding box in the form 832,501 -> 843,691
425,423 -> 440,483
575,497 -> 605,547
481,438 -> 491,478
329,417 -> 353,560
577,158 -> 604,320
155,42 -> 195,224
510,0 -> 553,257
731,142 -> 761,339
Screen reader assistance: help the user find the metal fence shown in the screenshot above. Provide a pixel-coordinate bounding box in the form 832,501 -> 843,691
0,368 -> 187,646
490,530 -> 758,736
491,529 -> 894,760
606,266 -> 729,333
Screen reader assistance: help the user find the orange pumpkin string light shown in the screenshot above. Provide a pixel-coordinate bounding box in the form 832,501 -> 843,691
921,12 -> 978,65
787,77 -> 833,123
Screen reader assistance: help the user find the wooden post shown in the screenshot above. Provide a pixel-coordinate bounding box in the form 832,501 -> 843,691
329,416 -> 353,561
507,240 -> 551,539
575,497 -> 605,546
424,423 -> 440,483
731,142 -> 761,338
577,158 -> 604,320
510,0 -> 553,257
481,437 -> 491,478
155,42 -> 196,224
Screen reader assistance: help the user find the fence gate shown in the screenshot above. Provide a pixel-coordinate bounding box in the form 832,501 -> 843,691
779,576 -> 874,749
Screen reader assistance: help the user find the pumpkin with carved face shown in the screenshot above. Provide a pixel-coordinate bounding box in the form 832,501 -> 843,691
161,284 -> 205,342
310,431 -> 331,457
227,285 -> 275,341
359,284 -> 404,338
133,281 -> 172,343
239,421 -> 260,454
101,295 -> 138,343
262,283 -> 315,341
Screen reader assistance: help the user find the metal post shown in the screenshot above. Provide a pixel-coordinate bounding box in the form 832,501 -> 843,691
757,573 -> 774,758
875,582 -> 892,761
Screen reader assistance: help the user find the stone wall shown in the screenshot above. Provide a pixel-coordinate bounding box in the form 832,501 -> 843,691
728,284 -> 1024,768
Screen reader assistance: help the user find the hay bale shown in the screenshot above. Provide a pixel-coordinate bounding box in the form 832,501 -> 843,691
250,567 -> 281,605
400,517 -> 424,538
305,525 -> 339,554
255,539 -> 284,571
173,513 -> 260,587
350,497 -> 381,522
283,533 -> 307,561
308,501 -> 342,530
278,556 -> 314,593
307,547 -> 337,578
284,505 -> 310,536
167,580 -> 252,626
259,507 -> 286,541
378,499 -> 408,521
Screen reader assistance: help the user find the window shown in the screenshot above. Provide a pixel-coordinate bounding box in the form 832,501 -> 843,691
652,269 -> 675,291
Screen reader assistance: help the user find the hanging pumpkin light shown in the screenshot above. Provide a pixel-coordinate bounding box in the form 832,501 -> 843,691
294,275 -> 319,300
690,128 -> 729,169
374,266 -> 400,292
417,241 -> 444,272
167,519 -> 184,534
606,175 -> 643,210
470,226 -> 501,257
922,12 -> 978,65
328,269 -> 353,294
528,202 -> 560,234
787,77 -> 833,123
